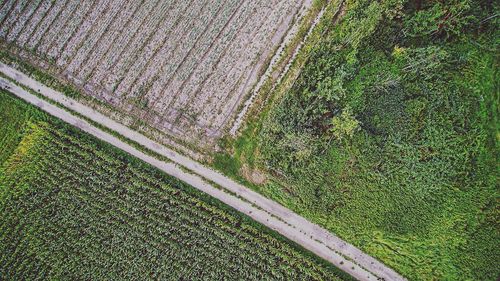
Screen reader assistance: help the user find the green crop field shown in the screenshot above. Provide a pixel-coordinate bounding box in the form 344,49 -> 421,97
217,0 -> 500,280
0,90 -> 349,280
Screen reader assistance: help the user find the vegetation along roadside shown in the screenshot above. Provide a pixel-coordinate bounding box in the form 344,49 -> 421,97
216,0 -> 499,280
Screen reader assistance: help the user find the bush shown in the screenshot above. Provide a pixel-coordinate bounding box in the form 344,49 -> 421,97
329,107 -> 361,142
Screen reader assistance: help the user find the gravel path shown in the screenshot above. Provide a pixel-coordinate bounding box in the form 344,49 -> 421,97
0,63 -> 406,281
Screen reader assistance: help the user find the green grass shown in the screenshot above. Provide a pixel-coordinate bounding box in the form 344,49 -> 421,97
217,0 -> 500,280
0,90 -> 350,280
0,91 -> 47,164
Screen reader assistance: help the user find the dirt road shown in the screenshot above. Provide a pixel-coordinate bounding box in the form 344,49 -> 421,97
0,63 -> 406,281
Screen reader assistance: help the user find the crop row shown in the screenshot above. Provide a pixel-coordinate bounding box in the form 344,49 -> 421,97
145,0 -> 266,137
56,0 -> 113,69
4,0 -> 41,43
76,0 -> 143,84
155,0 -> 266,120
113,0 -> 209,100
84,0 -> 158,95
0,117 -> 341,280
133,0 -> 232,106
189,0 -> 299,134
99,0 -> 177,92
13,0 -> 53,46
31,0 -> 80,55
158,0 -> 299,140
63,0 -> 127,77
0,0 -> 307,144
0,0 -> 29,38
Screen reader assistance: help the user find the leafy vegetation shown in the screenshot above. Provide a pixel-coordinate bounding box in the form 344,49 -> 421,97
219,0 -> 499,280
0,90 -> 47,163
0,90 -> 349,280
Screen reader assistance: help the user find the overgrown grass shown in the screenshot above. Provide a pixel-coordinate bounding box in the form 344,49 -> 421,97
0,90 -> 351,280
218,0 -> 500,280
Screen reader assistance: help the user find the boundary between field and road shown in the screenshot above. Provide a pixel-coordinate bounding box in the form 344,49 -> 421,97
0,64 -> 405,281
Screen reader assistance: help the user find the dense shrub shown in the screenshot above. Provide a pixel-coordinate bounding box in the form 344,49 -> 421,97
251,0 -> 499,280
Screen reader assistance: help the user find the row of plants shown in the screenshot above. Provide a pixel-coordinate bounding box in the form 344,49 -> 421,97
0,90 -> 350,280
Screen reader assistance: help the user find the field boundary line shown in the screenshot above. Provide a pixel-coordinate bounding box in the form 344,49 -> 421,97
229,0 -> 319,135
0,63 -> 406,281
